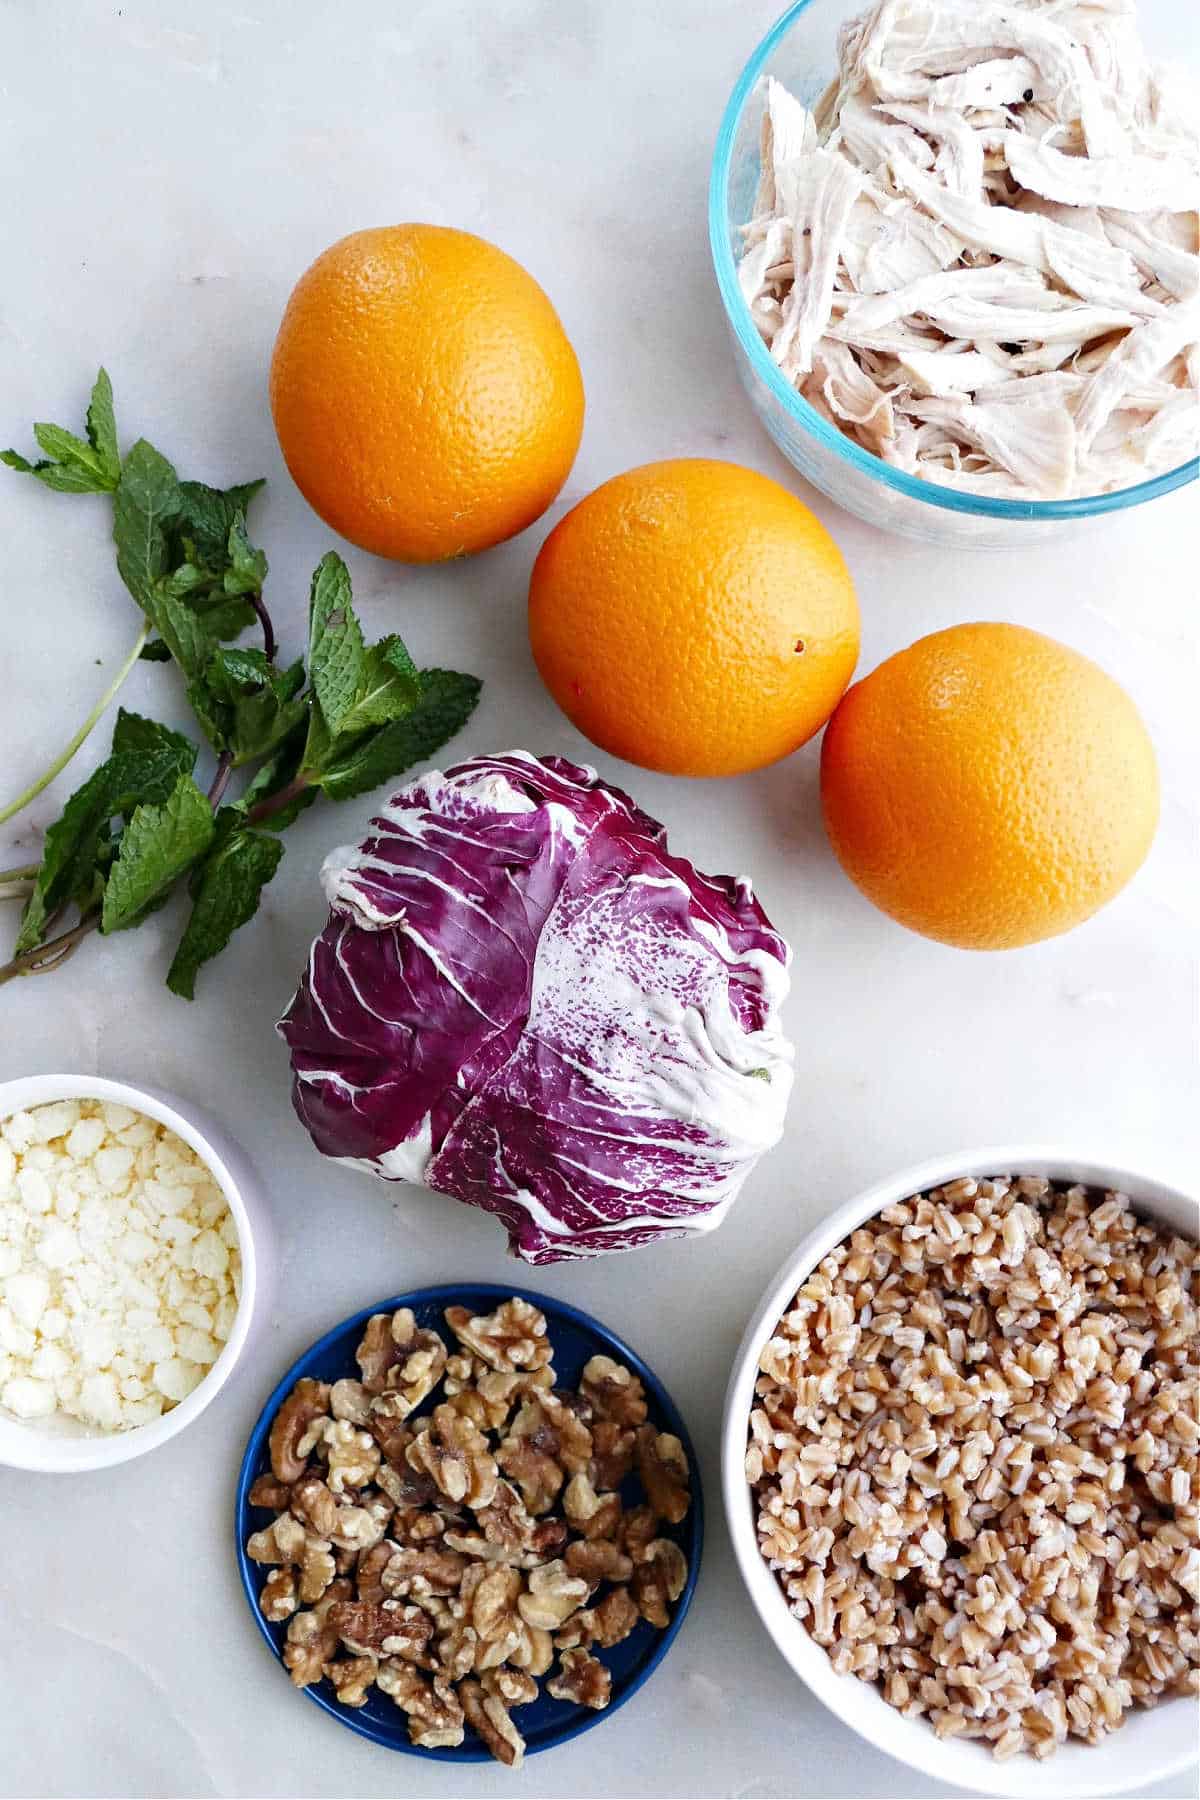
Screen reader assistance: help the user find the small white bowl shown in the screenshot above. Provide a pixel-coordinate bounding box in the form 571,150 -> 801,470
0,1072 -> 260,1473
722,1147 -> 1200,1799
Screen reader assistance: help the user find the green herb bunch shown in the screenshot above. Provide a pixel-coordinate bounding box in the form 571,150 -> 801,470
0,372 -> 481,996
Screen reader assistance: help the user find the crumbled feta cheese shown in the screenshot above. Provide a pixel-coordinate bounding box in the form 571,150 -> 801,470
23,1145 -> 63,1175
123,1396 -> 164,1428
16,1168 -> 52,1214
1,1112 -> 35,1152
80,1371 -> 122,1428
0,1100 -> 240,1434
65,1118 -> 105,1160
117,1118 -> 156,1149
94,1146 -> 135,1192
192,1229 -> 229,1279
0,1307 -> 35,1356
6,1271 -> 49,1330
153,1356 -> 203,1402
32,1343 -> 71,1381
1,1375 -> 56,1418
35,1222 -> 79,1270
174,1326 -> 219,1365
28,1102 -> 79,1144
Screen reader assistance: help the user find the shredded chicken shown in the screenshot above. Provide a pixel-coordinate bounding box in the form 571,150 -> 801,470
739,0 -> 1199,500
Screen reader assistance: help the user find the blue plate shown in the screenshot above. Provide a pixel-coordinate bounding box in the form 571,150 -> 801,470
235,1283 -> 703,1760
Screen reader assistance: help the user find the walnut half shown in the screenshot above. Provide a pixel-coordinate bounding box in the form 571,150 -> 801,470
632,1539 -> 688,1627
636,1427 -> 691,1525
268,1378 -> 331,1484
460,1677 -> 526,1767
282,1579 -> 351,1686
547,1648 -> 612,1710
378,1661 -> 466,1750
407,1404 -> 499,1509
445,1298 -> 552,1374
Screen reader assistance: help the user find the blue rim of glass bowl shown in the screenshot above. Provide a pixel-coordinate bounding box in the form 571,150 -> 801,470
235,1282 -> 704,1761
708,0 -> 1199,523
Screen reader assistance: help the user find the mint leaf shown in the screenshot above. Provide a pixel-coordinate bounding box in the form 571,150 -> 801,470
17,724 -> 199,952
2,447 -> 110,494
113,446 -> 217,689
166,822 -> 284,998
184,678 -> 231,753
202,649 -> 305,763
313,668 -> 481,802
189,592 -> 257,642
33,424 -> 98,469
332,640 -> 421,736
299,697 -> 333,778
223,513 -> 268,597
111,710 -> 197,761
307,553 -> 365,735
379,634 -> 417,681
205,647 -> 273,698
86,369 -> 120,486
174,478 -> 264,566
2,371 -> 120,495
151,585 -> 214,683
139,639 -> 172,662
100,774 -> 214,934
113,438 -> 182,610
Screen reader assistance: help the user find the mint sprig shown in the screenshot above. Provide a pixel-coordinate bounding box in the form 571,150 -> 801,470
1,370 -> 482,996
1,369 -> 121,494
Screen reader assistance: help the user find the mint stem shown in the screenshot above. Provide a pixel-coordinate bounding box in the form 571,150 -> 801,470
0,622 -> 150,826
207,751 -> 233,808
0,913 -> 99,986
251,593 -> 277,663
245,771 -> 310,826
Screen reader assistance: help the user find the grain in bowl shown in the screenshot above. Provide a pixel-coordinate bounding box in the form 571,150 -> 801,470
746,1175 -> 1199,1761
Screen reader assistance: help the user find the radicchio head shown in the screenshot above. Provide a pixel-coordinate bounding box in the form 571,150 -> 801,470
279,752 -> 793,1262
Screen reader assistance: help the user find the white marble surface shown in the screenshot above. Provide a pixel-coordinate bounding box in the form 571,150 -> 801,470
0,2 -> 1196,1796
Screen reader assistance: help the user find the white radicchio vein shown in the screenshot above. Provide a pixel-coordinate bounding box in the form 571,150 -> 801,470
737,0 -> 1200,500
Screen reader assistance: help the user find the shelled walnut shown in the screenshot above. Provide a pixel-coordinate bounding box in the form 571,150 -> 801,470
244,1297 -> 693,1764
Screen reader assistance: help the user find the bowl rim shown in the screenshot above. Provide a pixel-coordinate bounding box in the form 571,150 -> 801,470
721,1144 -> 1200,1798
235,1280 -> 704,1762
0,1071 -> 257,1473
708,0 -> 1200,523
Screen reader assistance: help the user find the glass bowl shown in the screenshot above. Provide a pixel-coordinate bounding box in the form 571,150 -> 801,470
708,0 -> 1199,548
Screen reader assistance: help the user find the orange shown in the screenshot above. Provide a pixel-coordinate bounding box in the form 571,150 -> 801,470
820,623 -> 1159,950
528,459 -> 859,777
270,225 -> 584,563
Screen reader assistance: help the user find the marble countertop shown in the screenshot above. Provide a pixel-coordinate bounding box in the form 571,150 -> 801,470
0,2 -> 1195,1796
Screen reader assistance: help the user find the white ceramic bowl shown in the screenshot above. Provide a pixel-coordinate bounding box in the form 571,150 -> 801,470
0,1072 -> 260,1473
723,1147 -> 1200,1798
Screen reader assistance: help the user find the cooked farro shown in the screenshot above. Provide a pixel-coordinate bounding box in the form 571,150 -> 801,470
747,1178 -> 1199,1759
